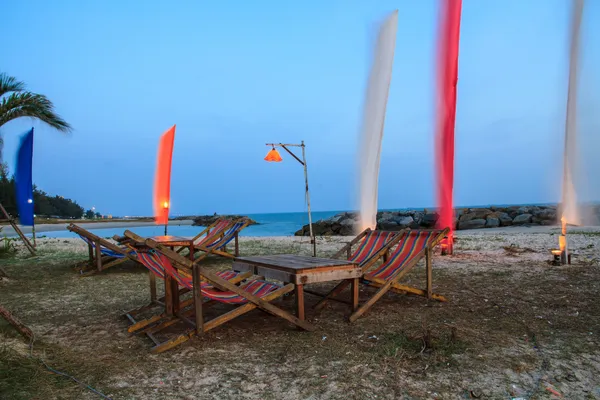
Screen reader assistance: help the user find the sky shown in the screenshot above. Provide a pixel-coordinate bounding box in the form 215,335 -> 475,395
1,0 -> 599,216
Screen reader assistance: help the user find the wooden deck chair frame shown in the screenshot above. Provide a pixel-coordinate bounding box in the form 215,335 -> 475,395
192,218 -> 250,261
68,224 -> 138,276
0,203 -> 35,255
124,231 -> 314,353
313,228 -> 407,311
349,227 -> 450,322
122,230 -> 253,335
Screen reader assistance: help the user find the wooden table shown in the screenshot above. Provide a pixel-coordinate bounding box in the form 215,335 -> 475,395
232,255 -> 361,320
148,236 -> 194,316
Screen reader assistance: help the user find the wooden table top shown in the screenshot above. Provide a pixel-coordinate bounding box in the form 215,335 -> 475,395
234,254 -> 357,274
149,236 -> 193,246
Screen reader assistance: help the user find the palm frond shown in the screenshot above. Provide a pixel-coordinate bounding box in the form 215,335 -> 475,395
0,92 -> 72,133
0,73 -> 26,98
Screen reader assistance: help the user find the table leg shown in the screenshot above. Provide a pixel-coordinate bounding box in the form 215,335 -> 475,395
149,272 -> 157,303
296,284 -> 305,321
164,276 -> 173,316
351,278 -> 359,311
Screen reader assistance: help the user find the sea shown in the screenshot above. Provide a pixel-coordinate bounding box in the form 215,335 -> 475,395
31,211 -> 343,239
12,203 -> 563,239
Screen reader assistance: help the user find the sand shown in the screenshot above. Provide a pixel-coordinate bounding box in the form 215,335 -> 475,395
1,229 -> 600,399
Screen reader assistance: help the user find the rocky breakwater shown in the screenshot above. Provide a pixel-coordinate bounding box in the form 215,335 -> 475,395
192,214 -> 258,226
295,205 -> 562,236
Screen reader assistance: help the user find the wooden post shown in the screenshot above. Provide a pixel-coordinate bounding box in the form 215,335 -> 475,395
149,272 -> 157,303
426,247 -> 433,299
296,284 -> 305,321
171,279 -> 180,314
94,239 -> 102,271
234,232 -> 240,257
164,276 -> 173,316
0,305 -> 33,341
192,264 -> 204,335
351,278 -> 359,311
88,243 -> 94,263
301,141 -> 317,257
0,203 -> 35,255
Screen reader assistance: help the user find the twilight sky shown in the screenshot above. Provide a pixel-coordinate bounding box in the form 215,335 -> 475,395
2,0 -> 599,216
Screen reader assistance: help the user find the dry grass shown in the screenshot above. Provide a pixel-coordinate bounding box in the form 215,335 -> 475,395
1,232 -> 600,399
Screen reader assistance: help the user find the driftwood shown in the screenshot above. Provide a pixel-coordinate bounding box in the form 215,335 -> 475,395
0,305 -> 34,341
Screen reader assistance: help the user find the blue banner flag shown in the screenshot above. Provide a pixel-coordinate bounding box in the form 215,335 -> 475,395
15,128 -> 34,226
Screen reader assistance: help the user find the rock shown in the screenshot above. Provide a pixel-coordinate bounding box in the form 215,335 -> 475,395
534,208 -> 556,221
193,214 -> 258,226
513,213 -> 533,225
392,216 -> 414,227
485,217 -> 500,228
471,208 -> 493,219
340,218 -> 355,227
459,212 -> 478,222
458,218 -> 486,230
421,212 -> 439,228
497,212 -> 513,226
378,221 -> 399,231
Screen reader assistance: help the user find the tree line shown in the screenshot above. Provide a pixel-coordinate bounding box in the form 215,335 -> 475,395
0,163 -> 87,219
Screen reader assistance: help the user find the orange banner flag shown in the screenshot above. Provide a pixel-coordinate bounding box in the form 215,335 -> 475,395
154,125 -> 176,225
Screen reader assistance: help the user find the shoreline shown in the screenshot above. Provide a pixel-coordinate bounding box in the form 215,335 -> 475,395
0,219 -> 195,236
2,218 -> 599,238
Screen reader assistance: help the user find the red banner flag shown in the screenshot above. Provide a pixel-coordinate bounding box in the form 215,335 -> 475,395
154,125 -> 176,225
435,0 -> 462,253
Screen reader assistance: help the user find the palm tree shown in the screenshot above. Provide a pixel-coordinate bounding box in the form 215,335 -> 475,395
0,72 -> 72,159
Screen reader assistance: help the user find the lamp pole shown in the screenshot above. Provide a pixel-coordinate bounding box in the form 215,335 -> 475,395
265,141 -> 316,257
163,202 -> 169,236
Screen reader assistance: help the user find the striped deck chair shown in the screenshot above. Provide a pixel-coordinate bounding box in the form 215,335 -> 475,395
192,218 -> 250,260
68,224 -> 137,276
313,228 -> 404,310
126,238 -> 314,353
175,218 -> 232,256
349,228 -> 450,322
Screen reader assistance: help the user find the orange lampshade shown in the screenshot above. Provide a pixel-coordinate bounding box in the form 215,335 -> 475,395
264,148 -> 283,162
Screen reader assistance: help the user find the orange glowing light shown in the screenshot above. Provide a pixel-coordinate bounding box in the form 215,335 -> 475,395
551,249 -> 562,256
264,148 -> 283,162
163,201 -> 170,209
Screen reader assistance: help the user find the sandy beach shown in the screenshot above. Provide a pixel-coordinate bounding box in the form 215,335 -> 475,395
1,228 -> 600,399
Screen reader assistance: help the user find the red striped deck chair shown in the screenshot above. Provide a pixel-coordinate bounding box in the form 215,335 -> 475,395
124,234 -> 314,353
349,228 -> 450,322
122,230 -> 253,335
68,224 -> 138,276
313,228 -> 404,310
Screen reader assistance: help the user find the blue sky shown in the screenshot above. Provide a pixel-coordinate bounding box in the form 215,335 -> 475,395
2,0 -> 599,216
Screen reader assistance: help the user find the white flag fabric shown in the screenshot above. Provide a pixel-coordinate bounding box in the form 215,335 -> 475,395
356,10 -> 398,232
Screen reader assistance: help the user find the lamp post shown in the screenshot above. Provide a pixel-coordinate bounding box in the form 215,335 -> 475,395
163,201 -> 170,236
264,141 -> 316,257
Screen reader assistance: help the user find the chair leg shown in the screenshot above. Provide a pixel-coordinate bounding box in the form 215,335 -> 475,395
349,282 -> 393,323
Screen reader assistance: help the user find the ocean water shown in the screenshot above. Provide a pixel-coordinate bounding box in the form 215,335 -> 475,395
34,211 -> 342,239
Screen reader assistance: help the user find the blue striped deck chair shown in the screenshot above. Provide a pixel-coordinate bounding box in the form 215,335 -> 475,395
68,224 -> 136,276
192,218 -> 250,260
